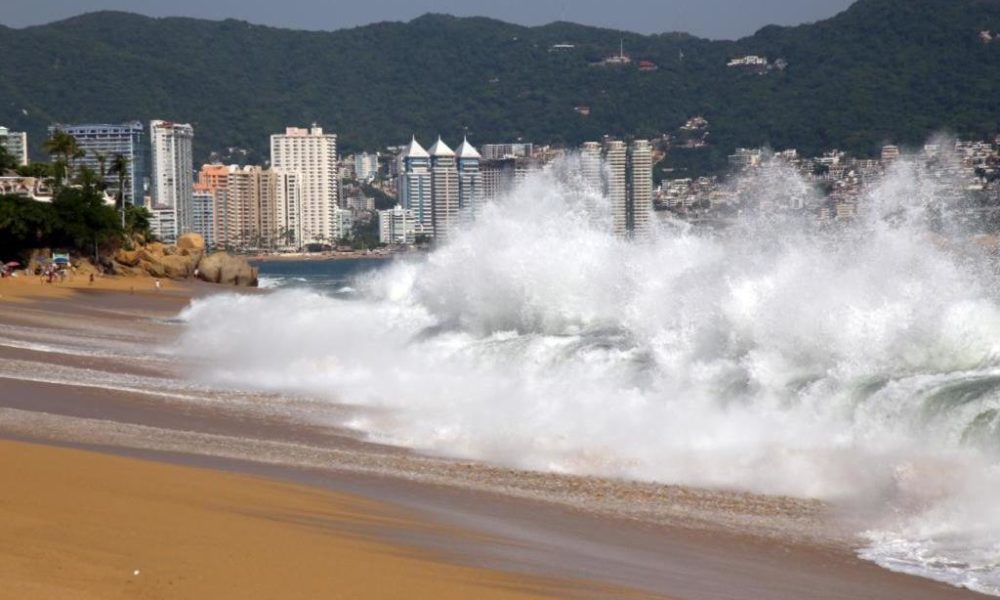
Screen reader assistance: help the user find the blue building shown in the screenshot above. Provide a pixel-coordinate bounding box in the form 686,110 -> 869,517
48,121 -> 147,205
397,137 -> 432,238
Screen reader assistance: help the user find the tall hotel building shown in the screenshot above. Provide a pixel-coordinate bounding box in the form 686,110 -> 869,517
398,137 -> 432,238
582,138 -> 653,238
150,120 -> 195,243
428,137 -> 460,242
626,139 -> 653,238
48,121 -> 146,205
602,139 -> 628,236
270,126 -> 338,245
455,137 -> 483,221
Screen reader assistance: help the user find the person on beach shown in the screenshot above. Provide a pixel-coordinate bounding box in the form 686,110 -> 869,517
155,279 -> 161,291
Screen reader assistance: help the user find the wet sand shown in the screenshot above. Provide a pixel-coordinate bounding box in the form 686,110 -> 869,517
0,277 -> 989,599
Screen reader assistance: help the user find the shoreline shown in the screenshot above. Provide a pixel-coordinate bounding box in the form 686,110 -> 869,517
0,280 -> 989,599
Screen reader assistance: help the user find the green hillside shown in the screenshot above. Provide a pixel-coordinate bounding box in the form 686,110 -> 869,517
0,0 -> 998,170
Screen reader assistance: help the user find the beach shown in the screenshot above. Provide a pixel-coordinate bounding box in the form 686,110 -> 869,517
0,274 -> 989,599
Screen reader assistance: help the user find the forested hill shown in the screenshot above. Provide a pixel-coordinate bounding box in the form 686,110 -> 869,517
0,0 -> 998,169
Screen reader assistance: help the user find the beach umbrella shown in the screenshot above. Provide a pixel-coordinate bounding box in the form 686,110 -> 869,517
4,261 -> 19,267
53,257 -> 70,265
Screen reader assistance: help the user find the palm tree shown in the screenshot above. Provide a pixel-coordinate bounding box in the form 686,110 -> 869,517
109,153 -> 130,229
43,130 -> 83,188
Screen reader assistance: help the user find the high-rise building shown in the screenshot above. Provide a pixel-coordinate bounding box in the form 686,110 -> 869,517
196,164 -> 303,250
150,120 -> 195,243
191,185 -> 215,248
378,205 -> 416,245
266,169 -> 303,250
627,139 -> 653,238
429,137 -> 459,242
197,164 -> 232,247
354,152 -> 379,182
603,139 -> 628,237
270,126 -> 338,245
480,143 -> 533,161
398,137 -> 432,238
455,137 -> 483,221
0,127 -> 28,166
580,141 -> 603,192
49,122 -> 146,205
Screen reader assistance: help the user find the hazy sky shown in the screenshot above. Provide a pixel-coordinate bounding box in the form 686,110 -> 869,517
1,0 -> 856,39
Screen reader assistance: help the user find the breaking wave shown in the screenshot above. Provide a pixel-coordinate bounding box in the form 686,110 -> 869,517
178,151 -> 1000,595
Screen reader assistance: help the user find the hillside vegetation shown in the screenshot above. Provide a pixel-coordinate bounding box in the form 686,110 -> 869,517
0,0 -> 998,171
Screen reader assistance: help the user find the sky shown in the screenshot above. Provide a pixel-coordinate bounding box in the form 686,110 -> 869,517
1,0 -> 857,39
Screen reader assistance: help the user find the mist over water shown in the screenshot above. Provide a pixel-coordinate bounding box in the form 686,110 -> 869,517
178,152 -> 1000,595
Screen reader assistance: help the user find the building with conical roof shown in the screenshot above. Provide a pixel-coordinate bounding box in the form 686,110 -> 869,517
429,136 -> 459,242
398,136 -> 432,238
456,136 -> 483,222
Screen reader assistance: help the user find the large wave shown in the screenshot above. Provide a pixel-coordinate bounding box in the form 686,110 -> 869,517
177,151 -> 1000,594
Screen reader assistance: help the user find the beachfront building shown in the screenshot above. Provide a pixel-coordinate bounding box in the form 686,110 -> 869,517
378,204 -> 416,245
603,139 -> 628,237
627,139 -> 653,238
580,141 -> 603,192
429,137 -> 460,242
456,137 -> 483,221
0,127 -> 28,166
191,186 -> 215,248
48,121 -> 146,205
270,126 -> 338,245
150,120 -> 195,243
398,137 -> 432,238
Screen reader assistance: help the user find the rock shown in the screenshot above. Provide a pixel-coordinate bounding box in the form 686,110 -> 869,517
177,233 -> 206,253
115,249 -> 141,267
140,259 -> 167,279
147,242 -> 166,257
159,254 -> 197,279
196,252 -> 258,287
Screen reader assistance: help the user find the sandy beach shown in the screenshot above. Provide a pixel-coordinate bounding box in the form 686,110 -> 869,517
0,274 -> 989,599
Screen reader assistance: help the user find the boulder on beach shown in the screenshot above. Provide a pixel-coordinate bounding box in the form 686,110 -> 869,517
196,252 -> 258,287
177,233 -> 206,253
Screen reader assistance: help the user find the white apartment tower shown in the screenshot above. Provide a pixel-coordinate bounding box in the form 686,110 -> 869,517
270,126 -> 338,245
580,141 -> 603,191
455,137 -> 483,221
627,139 -> 653,238
150,120 -> 195,243
603,139 -> 628,237
0,127 -> 28,166
429,137 -> 460,242
398,137 -> 432,238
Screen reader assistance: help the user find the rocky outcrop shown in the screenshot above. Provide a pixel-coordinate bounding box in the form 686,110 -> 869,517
195,252 -> 258,287
108,236 -> 257,287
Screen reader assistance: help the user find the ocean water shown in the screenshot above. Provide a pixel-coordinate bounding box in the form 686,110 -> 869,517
179,153 -> 1000,595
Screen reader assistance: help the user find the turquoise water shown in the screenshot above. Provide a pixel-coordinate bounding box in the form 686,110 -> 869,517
252,258 -> 395,294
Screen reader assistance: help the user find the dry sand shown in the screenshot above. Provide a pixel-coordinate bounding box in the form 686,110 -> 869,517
0,439 -> 656,600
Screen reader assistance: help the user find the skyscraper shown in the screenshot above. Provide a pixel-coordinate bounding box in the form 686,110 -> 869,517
49,122 -> 146,205
150,120 -> 195,242
603,139 -> 628,237
428,137 -> 459,242
455,137 -> 483,221
191,185 -> 215,248
627,139 -> 653,238
398,137 -> 432,238
580,141 -> 603,192
0,127 -> 28,166
270,126 -> 338,245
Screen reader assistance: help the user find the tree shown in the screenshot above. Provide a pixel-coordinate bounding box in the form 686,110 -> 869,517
43,131 -> 84,188
0,146 -> 18,173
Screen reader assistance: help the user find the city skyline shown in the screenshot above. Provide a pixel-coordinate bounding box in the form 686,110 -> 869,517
2,0 -> 855,40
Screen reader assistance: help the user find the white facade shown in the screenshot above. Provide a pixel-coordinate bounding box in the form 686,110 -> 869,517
0,127 -> 28,166
270,126 -> 338,245
603,139 -> 627,237
149,205 -> 179,244
429,137 -> 460,242
150,120 -> 195,236
378,205 -> 416,245
354,152 -> 379,182
627,139 -> 653,238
